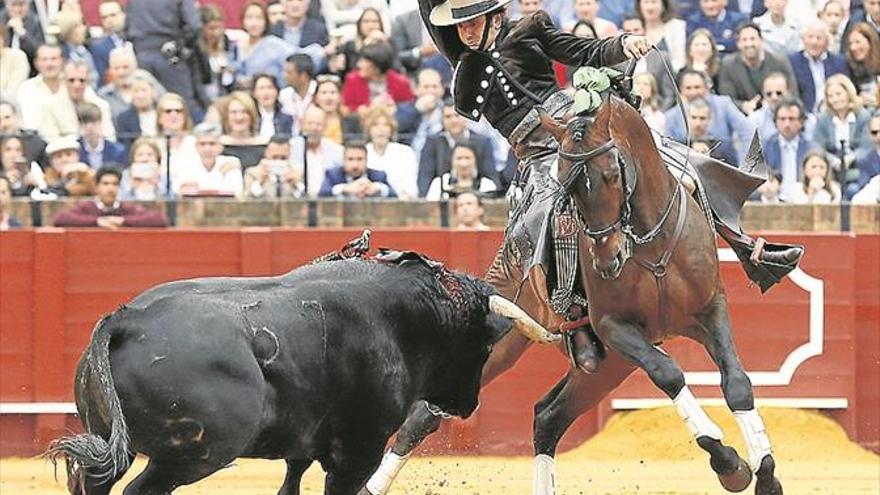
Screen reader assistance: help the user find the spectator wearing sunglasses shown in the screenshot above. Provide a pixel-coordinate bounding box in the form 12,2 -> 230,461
749,72 -> 816,141
40,60 -> 115,141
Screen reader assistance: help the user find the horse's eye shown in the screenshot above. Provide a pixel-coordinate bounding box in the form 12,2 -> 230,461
602,168 -> 620,184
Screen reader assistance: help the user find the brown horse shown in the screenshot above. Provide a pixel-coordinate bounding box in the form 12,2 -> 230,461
528,95 -> 783,495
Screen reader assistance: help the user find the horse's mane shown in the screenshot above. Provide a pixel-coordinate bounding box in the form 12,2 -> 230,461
567,115 -> 592,143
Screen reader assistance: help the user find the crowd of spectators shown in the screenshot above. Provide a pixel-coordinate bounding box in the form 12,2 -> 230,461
0,0 -> 878,233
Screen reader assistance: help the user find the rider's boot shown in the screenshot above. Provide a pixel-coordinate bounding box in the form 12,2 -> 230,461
567,325 -> 604,373
716,225 -> 804,293
562,304 -> 604,373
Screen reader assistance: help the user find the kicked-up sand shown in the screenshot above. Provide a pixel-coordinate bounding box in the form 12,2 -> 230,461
2,407 -> 878,494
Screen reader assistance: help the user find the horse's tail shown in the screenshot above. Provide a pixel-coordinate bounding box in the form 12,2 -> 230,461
45,314 -> 132,493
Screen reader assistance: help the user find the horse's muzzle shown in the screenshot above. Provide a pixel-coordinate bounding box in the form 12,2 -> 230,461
592,236 -> 631,280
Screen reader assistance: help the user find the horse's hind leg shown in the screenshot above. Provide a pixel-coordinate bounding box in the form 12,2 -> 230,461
697,292 -> 782,495
599,315 -> 752,493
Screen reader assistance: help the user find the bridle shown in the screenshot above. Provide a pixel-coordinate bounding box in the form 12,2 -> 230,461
558,136 -> 681,249
557,126 -> 689,333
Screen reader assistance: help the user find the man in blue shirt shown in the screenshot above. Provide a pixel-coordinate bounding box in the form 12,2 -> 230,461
686,0 -> 746,54
665,69 -> 756,161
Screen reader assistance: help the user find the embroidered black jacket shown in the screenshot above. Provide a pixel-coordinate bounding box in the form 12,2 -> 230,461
419,4 -> 630,138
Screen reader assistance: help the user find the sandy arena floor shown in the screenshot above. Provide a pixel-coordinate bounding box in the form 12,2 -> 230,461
2,407 -> 878,494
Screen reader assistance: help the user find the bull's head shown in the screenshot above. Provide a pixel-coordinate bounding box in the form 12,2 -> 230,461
427,296 -> 559,418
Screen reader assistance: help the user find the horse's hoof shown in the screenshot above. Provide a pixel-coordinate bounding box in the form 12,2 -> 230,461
755,456 -> 783,495
717,458 -> 752,493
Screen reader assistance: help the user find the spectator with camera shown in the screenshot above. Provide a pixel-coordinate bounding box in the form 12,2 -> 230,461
120,137 -> 166,200
418,103 -> 497,197
1,134 -> 41,196
425,142 -> 498,201
126,0 -> 204,116
244,134 -> 301,198
0,100 -> 46,166
43,135 -> 96,197
53,166 -> 168,229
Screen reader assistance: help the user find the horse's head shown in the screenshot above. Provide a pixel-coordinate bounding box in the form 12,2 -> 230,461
540,97 -> 634,280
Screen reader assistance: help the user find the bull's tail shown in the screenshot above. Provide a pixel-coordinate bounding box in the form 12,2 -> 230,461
45,314 -> 131,493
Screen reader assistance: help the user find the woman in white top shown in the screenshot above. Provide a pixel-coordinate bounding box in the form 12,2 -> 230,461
786,150 -> 842,204
813,74 -> 872,167
426,143 -> 498,201
155,93 -> 200,188
634,72 -> 667,135
637,0 -> 686,71
362,105 -> 418,199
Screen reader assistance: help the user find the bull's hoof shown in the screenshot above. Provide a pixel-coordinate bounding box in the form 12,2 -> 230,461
755,455 -> 783,495
717,457 -> 752,493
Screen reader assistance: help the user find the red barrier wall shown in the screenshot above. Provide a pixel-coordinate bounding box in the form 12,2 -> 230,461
1,229 -> 877,457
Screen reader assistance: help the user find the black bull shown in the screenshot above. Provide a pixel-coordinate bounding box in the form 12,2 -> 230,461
48,256 -> 557,495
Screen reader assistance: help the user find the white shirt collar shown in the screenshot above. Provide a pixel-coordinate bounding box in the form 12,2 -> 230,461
95,198 -> 121,211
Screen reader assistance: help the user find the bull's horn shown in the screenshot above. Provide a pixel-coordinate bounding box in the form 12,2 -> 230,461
489,295 -> 561,344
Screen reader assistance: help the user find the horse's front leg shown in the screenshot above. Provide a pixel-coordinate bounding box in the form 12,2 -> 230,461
531,349 -> 637,495
695,291 -> 783,495
598,314 -> 753,493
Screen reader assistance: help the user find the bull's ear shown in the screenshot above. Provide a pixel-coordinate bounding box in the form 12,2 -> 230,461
484,313 -> 514,345
538,107 -> 566,144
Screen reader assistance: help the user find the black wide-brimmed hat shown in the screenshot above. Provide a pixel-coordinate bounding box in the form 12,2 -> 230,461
430,0 -> 512,26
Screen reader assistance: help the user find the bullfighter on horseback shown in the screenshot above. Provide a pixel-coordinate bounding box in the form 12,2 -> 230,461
419,0 -> 803,367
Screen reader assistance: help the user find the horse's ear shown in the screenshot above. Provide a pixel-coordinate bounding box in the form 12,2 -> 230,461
538,108 -> 566,144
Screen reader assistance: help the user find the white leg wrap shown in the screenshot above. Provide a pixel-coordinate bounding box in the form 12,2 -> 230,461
533,454 -> 556,495
365,451 -> 410,495
673,387 -> 723,440
734,409 -> 773,472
